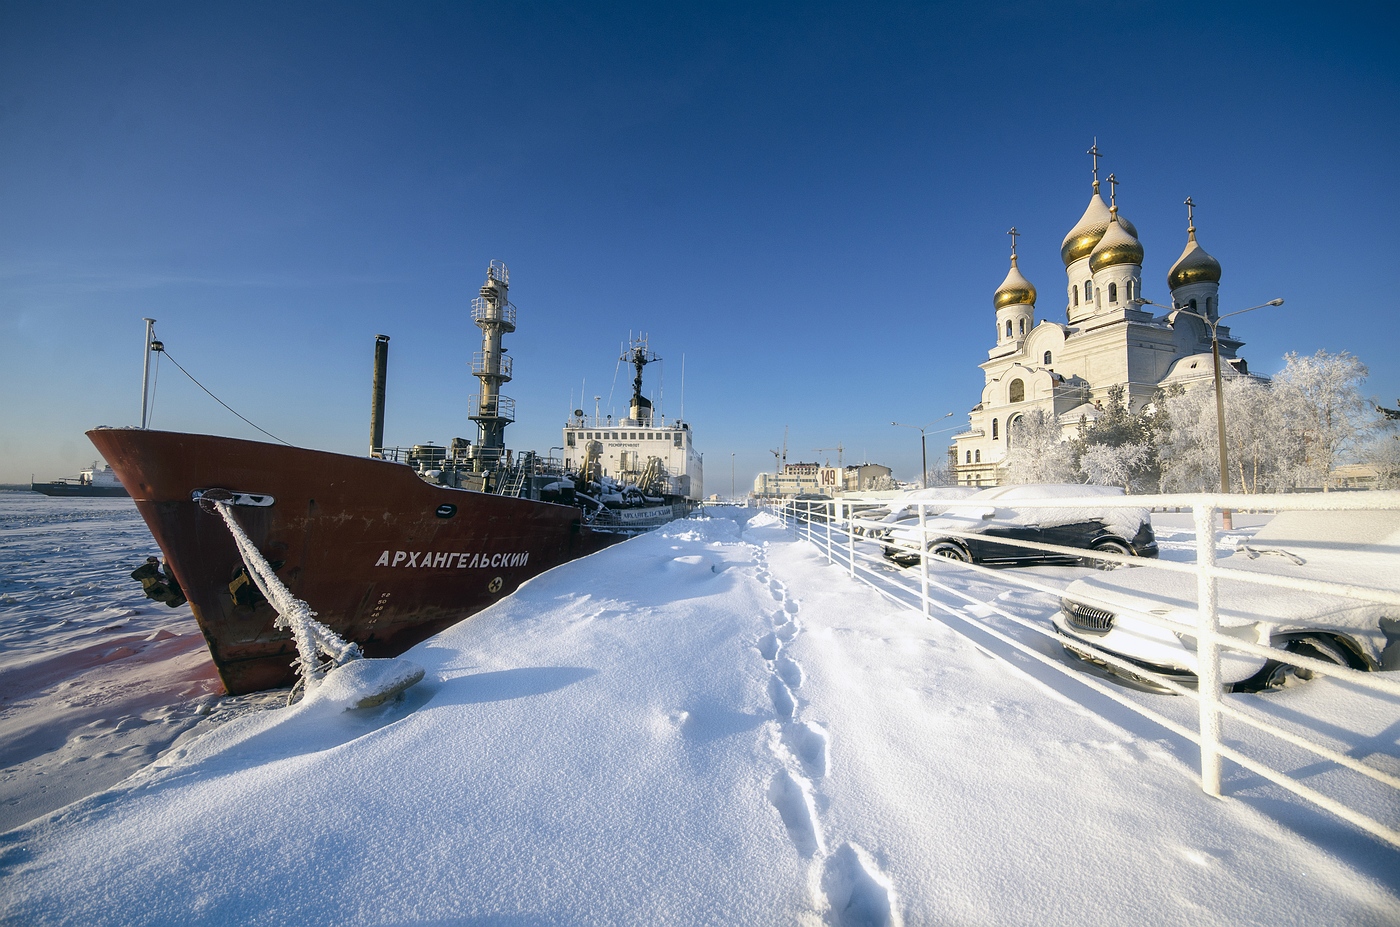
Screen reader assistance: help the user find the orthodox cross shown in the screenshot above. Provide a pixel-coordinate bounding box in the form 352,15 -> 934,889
1007,226 -> 1020,258
1106,173 -> 1119,208
1087,139 -> 1101,190
1184,195 -> 1196,232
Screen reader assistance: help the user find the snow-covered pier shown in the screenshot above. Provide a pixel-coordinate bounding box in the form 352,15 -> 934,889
1,498 -> 1397,925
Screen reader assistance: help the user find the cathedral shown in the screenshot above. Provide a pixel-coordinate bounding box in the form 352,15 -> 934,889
952,146 -> 1243,487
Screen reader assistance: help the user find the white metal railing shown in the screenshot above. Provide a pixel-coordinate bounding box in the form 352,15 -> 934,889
772,490 -> 1400,849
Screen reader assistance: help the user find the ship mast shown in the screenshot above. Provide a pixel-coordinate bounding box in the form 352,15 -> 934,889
468,261 -> 516,466
622,334 -> 659,425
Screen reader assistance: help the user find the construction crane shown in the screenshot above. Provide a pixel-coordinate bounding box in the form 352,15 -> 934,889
813,444 -> 844,468
769,426 -> 788,474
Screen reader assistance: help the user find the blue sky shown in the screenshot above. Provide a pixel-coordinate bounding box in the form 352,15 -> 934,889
2,1 -> 1397,490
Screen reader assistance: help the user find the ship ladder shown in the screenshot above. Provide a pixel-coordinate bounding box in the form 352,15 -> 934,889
212,500 -> 423,707
496,463 -> 527,498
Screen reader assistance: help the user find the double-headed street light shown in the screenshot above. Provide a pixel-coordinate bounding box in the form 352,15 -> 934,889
892,412 -> 956,489
1141,297 -> 1284,528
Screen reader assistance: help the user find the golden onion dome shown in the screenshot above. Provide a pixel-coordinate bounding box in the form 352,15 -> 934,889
1061,192 -> 1139,266
1167,229 -> 1222,289
993,255 -> 1037,309
1088,209 -> 1144,272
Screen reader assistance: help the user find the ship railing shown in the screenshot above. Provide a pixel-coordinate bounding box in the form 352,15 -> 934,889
468,395 -> 516,423
769,490 -> 1400,851
470,297 -> 518,331
470,351 -> 514,380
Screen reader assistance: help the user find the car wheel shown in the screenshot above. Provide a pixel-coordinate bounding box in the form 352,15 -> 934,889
1086,538 -> 1133,570
927,541 -> 970,563
1230,634 -> 1367,693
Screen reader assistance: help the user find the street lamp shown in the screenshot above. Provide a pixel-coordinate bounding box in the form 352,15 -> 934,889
1142,297 -> 1284,528
731,452 -> 735,503
892,412 -> 955,489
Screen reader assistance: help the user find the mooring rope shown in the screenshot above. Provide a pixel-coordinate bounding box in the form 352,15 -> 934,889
213,501 -> 361,687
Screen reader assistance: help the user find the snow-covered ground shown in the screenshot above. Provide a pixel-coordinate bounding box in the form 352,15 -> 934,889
1,494 -> 1397,925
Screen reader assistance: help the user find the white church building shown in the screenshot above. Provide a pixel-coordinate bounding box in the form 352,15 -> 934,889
952,148 -> 1246,487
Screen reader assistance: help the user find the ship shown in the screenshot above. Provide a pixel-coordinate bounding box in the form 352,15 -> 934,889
31,462 -> 130,498
89,261 -> 700,695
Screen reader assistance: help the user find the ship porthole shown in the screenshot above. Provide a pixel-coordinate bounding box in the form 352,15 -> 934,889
435,504 -> 457,519
488,576 -> 504,593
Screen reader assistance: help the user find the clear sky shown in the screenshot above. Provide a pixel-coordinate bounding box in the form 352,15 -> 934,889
2,1 -> 1397,491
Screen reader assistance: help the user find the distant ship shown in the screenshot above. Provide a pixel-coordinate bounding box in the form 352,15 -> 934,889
90,262 -> 700,695
31,462 -> 129,498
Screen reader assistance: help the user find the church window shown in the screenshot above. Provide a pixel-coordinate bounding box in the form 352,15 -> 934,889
1005,320 -> 1013,338
1189,298 -> 1198,313
966,451 -> 972,464
1073,285 -> 1079,307
992,419 -> 999,439
1009,378 -> 1025,403
1084,280 -> 1093,300
1044,351 -> 1052,365
975,449 -> 981,463
1108,282 -> 1118,303
1018,319 -> 1025,335
1129,279 -> 1137,300
1206,296 -> 1214,315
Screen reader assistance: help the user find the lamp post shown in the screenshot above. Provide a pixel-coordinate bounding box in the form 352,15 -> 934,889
892,412 -> 955,489
1142,297 -> 1284,528
731,452 -> 735,502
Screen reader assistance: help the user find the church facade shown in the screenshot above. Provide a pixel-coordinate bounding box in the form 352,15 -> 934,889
952,149 -> 1244,486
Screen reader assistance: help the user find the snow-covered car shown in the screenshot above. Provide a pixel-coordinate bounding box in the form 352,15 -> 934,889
1053,509 -> 1400,692
880,484 -> 1157,568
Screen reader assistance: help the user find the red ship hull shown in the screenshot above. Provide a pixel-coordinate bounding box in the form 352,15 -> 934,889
88,428 -> 626,694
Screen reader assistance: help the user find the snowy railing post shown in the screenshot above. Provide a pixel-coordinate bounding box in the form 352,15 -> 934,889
919,500 -> 930,618
848,509 -> 856,578
1193,501 -> 1224,797
817,501 -> 828,565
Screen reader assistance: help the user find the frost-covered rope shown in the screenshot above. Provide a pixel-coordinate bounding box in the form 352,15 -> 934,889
214,501 -> 361,686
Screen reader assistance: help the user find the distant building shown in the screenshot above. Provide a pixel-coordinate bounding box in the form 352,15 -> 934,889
953,148 -> 1249,487
752,461 -> 892,498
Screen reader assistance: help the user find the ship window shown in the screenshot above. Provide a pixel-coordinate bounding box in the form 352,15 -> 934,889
991,419 -> 999,439
1044,351 -> 1052,365
674,433 -> 683,447
1108,282 -> 1118,303
1009,378 -> 1025,403
567,432 -> 575,447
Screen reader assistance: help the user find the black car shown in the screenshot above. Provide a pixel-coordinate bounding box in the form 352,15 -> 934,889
880,484 -> 1158,568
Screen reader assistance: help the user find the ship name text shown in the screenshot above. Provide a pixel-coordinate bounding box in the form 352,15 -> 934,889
374,550 -> 530,569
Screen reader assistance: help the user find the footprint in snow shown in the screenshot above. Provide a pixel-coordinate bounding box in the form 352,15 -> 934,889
767,768 -> 824,859
776,653 -> 804,690
758,632 -> 781,662
768,675 -> 796,722
781,720 -> 828,778
820,843 -> 902,927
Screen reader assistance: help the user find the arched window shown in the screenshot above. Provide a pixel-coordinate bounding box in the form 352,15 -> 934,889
1073,285 -> 1079,307
992,419 -> 999,439
1005,320 -> 1013,338
1018,318 -> 1025,335
1044,351 -> 1052,365
965,450 -> 972,464
1009,378 -> 1025,403
1084,280 -> 1093,300
1108,282 -> 1118,303
975,449 -> 981,463
1189,298 -> 1198,313
1206,296 -> 1214,315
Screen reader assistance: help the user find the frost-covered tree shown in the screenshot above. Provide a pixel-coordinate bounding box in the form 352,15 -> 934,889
922,455 -> 957,488
1080,442 -> 1152,491
1073,384 -> 1158,491
1002,409 -> 1078,484
1155,383 -> 1222,492
1272,350 -> 1378,490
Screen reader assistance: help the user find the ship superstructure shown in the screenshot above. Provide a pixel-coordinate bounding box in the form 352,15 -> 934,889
562,335 -> 703,503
